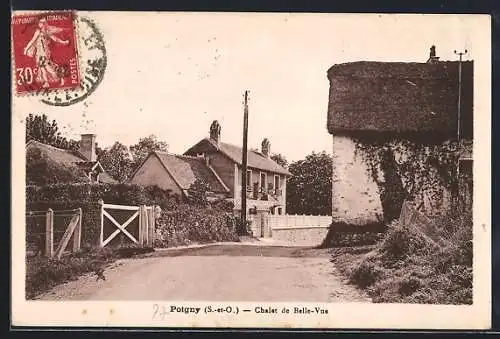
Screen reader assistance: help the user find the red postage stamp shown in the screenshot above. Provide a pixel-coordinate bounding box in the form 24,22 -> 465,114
12,11 -> 81,94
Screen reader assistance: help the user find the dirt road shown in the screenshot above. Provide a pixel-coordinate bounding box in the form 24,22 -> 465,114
36,243 -> 370,302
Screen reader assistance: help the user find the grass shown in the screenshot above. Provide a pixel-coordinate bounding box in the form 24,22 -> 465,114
330,211 -> 473,305
25,246 -> 146,299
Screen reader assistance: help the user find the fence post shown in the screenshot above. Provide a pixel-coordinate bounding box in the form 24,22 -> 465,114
99,199 -> 104,247
138,205 -> 145,245
148,206 -> 154,247
45,208 -> 54,258
143,205 -> 148,246
73,208 -> 82,252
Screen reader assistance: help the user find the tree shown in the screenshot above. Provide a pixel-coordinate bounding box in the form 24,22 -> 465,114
26,113 -> 62,146
25,113 -> 82,151
57,138 -> 80,152
98,141 -> 133,182
130,134 -> 168,169
270,153 -> 288,168
286,151 -> 333,215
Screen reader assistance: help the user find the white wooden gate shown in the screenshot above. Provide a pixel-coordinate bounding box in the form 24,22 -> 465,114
99,201 -> 155,248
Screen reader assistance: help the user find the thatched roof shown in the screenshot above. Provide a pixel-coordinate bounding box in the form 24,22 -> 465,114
26,140 -> 117,184
326,61 -> 473,139
154,152 -> 229,194
184,138 -> 291,176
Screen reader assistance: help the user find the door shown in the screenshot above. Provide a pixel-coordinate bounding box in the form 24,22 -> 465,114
250,211 -> 264,237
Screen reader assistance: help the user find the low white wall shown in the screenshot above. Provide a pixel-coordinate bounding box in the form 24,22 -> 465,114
268,215 -> 331,246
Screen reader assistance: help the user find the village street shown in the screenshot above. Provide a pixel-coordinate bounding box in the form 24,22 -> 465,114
35,241 -> 370,302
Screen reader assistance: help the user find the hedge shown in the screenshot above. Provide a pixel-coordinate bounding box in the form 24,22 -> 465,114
154,205 -> 239,247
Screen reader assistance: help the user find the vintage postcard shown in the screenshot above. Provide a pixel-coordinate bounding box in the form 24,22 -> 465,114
11,11 -> 491,329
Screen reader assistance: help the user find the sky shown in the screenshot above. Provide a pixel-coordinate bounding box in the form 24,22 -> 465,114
13,12 -> 483,162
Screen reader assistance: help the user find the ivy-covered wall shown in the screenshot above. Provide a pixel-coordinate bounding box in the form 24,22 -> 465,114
332,135 -> 472,226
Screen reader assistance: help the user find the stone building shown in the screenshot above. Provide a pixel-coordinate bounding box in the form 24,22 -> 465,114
326,47 -> 473,227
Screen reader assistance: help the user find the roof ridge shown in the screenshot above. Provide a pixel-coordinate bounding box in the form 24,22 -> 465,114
175,154 -> 203,160
27,139 -> 64,151
184,138 -> 291,176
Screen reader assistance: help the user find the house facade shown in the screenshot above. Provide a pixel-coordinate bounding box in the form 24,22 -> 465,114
183,121 -> 291,217
26,134 -> 117,185
326,46 -> 473,227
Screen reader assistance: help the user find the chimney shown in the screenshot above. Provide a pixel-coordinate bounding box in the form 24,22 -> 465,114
427,45 -> 440,64
209,120 -> 221,145
261,138 -> 270,158
80,134 -> 97,162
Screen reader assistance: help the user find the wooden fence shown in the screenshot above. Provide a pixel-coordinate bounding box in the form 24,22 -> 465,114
26,208 -> 82,259
399,200 -> 452,247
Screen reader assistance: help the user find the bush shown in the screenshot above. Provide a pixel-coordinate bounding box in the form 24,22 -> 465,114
398,275 -> 423,296
143,185 -> 179,210
210,198 -> 235,212
380,221 -> 437,261
154,204 -> 239,248
350,260 -> 384,288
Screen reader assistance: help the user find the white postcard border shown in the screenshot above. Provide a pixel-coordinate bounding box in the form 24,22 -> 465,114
11,11 -> 492,329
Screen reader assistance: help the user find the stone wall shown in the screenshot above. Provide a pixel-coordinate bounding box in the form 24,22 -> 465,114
331,136 -> 384,226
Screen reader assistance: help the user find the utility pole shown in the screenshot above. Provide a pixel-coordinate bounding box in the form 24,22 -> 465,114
454,49 -> 467,141
240,90 -> 249,234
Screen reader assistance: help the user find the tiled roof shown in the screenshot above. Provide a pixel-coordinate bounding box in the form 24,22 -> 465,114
184,138 -> 291,176
326,60 -> 473,139
154,152 -> 229,193
26,140 -> 117,184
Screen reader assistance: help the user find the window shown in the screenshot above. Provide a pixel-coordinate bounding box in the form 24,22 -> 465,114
277,207 -> 283,215
267,181 -> 274,192
260,172 -> 267,192
246,169 -> 252,187
274,175 -> 280,194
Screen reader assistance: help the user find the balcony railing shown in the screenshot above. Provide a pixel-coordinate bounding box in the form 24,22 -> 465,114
241,186 -> 283,200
